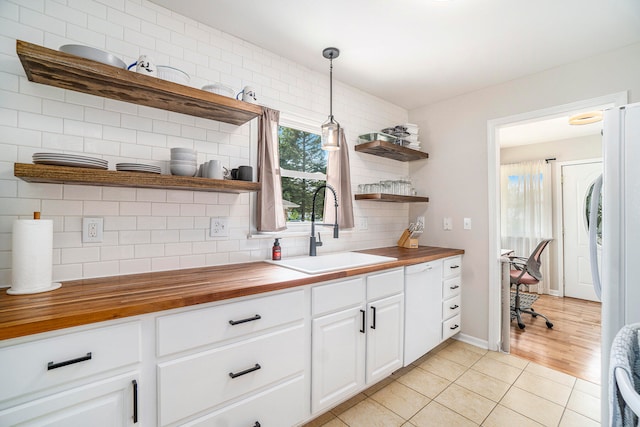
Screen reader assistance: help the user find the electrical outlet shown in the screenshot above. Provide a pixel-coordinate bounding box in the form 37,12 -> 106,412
443,217 -> 453,231
359,217 -> 368,230
464,217 -> 472,230
416,216 -> 425,227
210,217 -> 229,237
82,217 -> 103,243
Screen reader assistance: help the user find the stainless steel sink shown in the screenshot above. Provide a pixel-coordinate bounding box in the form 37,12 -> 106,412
267,252 -> 397,274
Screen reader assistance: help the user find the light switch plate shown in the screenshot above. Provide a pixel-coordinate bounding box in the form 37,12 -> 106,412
443,217 -> 453,231
359,217 -> 368,230
464,217 -> 472,230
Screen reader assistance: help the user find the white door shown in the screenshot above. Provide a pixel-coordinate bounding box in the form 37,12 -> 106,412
562,161 -> 602,301
366,293 -> 404,384
311,306 -> 366,414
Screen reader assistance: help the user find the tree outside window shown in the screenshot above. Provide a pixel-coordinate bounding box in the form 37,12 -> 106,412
278,126 -> 328,222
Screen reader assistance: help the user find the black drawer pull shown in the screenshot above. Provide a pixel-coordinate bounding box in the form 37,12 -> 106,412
229,314 -> 261,325
449,285 -> 460,290
450,324 -> 460,330
370,306 -> 377,330
450,265 -> 460,269
132,379 -> 138,423
47,352 -> 92,370
253,423 -> 261,427
449,304 -> 459,310
360,309 -> 366,333
229,363 -> 261,379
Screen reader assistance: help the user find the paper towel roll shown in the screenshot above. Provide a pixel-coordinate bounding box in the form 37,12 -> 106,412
8,219 -> 61,295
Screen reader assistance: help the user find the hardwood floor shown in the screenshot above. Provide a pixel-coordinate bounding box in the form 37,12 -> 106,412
509,293 -> 602,384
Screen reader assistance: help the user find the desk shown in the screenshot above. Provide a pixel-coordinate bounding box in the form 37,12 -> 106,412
501,248 -> 515,257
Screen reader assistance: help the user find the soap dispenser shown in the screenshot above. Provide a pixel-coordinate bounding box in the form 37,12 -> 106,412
272,238 -> 281,260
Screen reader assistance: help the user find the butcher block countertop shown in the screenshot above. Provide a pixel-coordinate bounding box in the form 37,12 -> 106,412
0,246 -> 463,341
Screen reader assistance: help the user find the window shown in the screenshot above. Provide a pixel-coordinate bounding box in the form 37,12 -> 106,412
278,125 -> 328,223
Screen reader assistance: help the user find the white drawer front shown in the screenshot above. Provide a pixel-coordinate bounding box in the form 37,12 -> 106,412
0,321 -> 141,403
443,256 -> 462,278
183,375 -> 307,427
442,295 -> 461,320
443,277 -> 462,300
158,324 -> 305,426
157,289 -> 304,356
442,314 -> 461,340
312,277 -> 365,316
367,268 -> 404,301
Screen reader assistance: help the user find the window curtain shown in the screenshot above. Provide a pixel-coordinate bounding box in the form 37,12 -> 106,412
257,108 -> 287,232
323,129 -> 355,229
501,160 -> 553,294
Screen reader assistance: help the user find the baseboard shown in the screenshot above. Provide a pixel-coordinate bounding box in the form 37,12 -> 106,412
454,333 -> 489,350
548,289 -> 562,297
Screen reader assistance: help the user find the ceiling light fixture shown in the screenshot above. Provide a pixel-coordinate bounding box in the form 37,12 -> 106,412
568,110 -> 603,125
321,47 -> 340,151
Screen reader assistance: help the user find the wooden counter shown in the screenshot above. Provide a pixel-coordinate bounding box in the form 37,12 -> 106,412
0,246 -> 463,341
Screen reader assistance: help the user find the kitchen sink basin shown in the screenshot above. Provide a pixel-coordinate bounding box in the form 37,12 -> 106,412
267,252 -> 397,274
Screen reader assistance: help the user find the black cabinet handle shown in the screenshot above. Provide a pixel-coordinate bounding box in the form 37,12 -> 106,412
47,352 -> 92,370
253,423 -> 261,427
132,379 -> 138,423
360,309 -> 366,333
229,314 -> 261,325
450,265 -> 460,269
450,324 -> 460,330
449,304 -> 459,310
229,363 -> 261,379
449,285 -> 460,290
370,306 -> 377,330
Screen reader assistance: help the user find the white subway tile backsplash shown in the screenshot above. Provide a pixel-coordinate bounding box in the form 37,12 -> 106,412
152,202 -> 180,216
0,91 -> 42,114
84,137 -> 120,156
120,142 -> 152,159
119,229 -> 150,244
63,184 -> 102,200
53,263 -> 82,282
136,216 -> 166,230
119,258 -> 150,275
64,118 -> 102,138
151,256 -> 180,272
121,114 -> 152,131
166,190 -> 193,204
179,229 -> 204,242
61,247 -> 100,264
83,200 -> 118,215
83,260 -> 119,278
103,187 -> 136,201
66,24 -> 106,48
180,203 -> 205,217
165,242 -> 191,256
179,254 -> 205,268
101,244 -> 134,261
40,199 -> 81,216
107,7 -> 140,31
46,1 -> 87,27
0,180 -> 17,198
53,231 -> 82,248
167,216 -> 193,229
43,132 -> 84,151
134,243 -> 164,258
151,229 -> 178,243
104,215 -> 136,230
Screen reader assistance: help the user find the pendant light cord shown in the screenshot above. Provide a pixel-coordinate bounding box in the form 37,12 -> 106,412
329,56 -> 334,120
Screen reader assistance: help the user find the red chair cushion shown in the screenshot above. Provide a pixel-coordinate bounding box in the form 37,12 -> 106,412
510,269 -> 538,285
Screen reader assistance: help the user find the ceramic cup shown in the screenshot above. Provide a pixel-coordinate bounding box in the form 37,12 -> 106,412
238,165 -> 253,181
205,160 -> 223,180
135,55 -> 157,76
237,86 -> 257,103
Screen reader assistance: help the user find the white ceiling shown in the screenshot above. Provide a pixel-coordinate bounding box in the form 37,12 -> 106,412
149,0 -> 640,111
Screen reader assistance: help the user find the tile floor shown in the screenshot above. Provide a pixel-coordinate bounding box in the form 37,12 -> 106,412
302,339 -> 601,427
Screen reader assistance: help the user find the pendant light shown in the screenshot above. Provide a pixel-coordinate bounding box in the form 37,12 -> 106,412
321,47 -> 340,151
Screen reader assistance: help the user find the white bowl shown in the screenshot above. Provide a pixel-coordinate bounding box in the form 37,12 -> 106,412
59,44 -> 126,69
171,152 -> 197,161
170,147 -> 196,154
202,83 -> 235,98
157,66 -> 190,85
170,163 -> 197,176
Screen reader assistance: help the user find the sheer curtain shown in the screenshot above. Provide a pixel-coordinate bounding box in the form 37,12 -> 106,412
257,108 -> 287,232
501,160 -> 553,293
324,129 -> 354,229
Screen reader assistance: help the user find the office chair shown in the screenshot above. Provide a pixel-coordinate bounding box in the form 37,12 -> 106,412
510,239 -> 554,330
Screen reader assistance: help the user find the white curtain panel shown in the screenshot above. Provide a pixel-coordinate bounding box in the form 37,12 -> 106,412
501,160 -> 553,294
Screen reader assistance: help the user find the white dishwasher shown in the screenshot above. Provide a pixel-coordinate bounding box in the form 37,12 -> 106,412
404,260 -> 443,366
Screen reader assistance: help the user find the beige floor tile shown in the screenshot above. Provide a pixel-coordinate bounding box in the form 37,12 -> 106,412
566,388 -> 601,422
525,362 -> 577,388
391,364 -> 417,378
482,404 -> 544,427
559,409 -> 601,427
471,357 -> 524,384
370,381 -> 431,419
455,369 -> 511,402
574,378 -> 601,398
434,383 -> 496,424
410,401 -> 478,427
483,351 -> 529,369
447,340 -> 489,355
363,376 -> 395,396
500,387 -> 564,427
330,393 -> 367,416
338,398 -> 405,427
418,354 -> 468,381
301,411 -> 337,427
396,366 -> 451,399
436,344 -> 485,367
321,418 -> 348,427
514,371 -> 573,406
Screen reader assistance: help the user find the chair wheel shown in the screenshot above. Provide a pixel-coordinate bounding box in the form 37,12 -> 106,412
546,321 -> 553,328
518,323 -> 525,329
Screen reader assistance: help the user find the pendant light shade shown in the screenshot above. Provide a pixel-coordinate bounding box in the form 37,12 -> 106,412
321,47 -> 340,151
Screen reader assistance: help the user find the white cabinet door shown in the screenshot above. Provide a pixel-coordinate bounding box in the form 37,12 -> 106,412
404,261 -> 442,365
311,306 -> 366,414
366,293 -> 404,384
0,372 -> 139,427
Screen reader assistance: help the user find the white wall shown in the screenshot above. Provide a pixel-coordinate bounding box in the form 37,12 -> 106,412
0,0 -> 410,286
409,43 -> 640,342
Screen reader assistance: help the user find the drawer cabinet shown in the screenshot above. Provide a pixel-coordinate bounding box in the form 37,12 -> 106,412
442,256 -> 463,339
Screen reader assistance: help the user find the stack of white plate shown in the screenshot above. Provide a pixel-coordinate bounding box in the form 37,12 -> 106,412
33,153 -> 108,169
170,148 -> 197,176
116,163 -> 161,174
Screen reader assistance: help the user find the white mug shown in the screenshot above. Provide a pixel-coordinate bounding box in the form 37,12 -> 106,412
205,160 -> 223,180
135,55 -> 157,76
237,86 -> 257,103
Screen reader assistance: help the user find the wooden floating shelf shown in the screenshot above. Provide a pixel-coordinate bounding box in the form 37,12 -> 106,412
14,163 -> 261,194
16,40 -> 263,126
354,140 -> 429,162
355,193 -> 429,203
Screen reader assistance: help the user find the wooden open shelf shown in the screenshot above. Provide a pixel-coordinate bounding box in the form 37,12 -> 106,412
355,140 -> 429,162
14,163 -> 261,194
16,40 -> 263,126
355,193 -> 429,203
